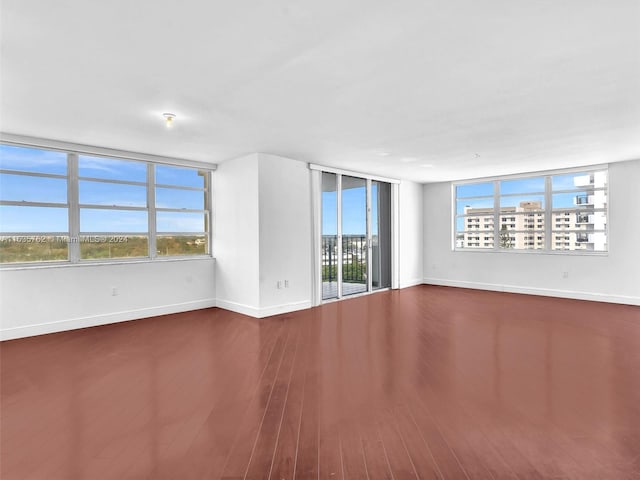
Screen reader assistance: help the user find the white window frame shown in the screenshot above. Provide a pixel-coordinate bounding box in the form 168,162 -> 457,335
0,134 -> 216,268
452,165 -> 609,255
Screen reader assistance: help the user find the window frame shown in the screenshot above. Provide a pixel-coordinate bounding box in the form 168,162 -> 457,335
0,136 -> 216,268
452,165 -> 609,255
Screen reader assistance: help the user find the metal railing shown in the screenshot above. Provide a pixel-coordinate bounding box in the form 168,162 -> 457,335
322,235 -> 367,283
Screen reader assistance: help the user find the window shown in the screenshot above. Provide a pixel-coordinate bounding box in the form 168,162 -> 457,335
0,143 -> 213,264
0,146 -> 69,262
454,167 -> 608,253
79,155 -> 149,259
155,165 -> 210,256
455,182 -> 494,249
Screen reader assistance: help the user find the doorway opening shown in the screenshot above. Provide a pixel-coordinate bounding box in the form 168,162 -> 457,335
321,172 -> 391,301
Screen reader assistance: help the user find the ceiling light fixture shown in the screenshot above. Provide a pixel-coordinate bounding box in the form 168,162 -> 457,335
162,112 -> 176,127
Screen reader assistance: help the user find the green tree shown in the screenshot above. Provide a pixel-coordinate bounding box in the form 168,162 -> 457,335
499,225 -> 513,249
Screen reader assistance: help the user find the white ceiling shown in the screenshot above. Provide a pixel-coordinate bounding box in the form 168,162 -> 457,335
1,0 -> 639,182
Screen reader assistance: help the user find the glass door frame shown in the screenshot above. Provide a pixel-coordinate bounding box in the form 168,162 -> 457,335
314,164 -> 398,304
336,176 -> 372,299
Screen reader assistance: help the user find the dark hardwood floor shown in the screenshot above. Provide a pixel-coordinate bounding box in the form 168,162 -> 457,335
2,285 -> 639,479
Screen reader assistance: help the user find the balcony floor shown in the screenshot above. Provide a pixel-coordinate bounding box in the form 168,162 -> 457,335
322,280 -> 367,299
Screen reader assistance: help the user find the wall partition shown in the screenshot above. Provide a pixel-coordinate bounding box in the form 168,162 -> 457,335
313,165 -> 397,303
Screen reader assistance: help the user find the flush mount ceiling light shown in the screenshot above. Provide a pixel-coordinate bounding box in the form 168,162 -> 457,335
162,112 -> 176,127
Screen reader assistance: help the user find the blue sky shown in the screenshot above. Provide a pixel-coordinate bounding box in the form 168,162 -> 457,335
1,144 -> 603,235
322,183 -> 380,235
0,145 -> 206,233
454,175 -> 603,231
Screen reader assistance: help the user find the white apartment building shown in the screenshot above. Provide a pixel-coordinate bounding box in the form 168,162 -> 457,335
459,172 -> 607,251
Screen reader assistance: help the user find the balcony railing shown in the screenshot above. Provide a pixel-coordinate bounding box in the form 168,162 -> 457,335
575,195 -> 590,205
322,235 -> 367,283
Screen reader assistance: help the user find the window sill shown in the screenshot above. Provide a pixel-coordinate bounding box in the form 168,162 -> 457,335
452,248 -> 608,257
0,255 -> 215,271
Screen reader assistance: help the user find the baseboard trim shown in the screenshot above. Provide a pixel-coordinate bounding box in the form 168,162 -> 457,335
422,278 -> 640,306
214,299 -> 261,317
257,301 -> 313,318
399,278 -> 424,289
215,299 -> 312,318
0,299 -> 217,341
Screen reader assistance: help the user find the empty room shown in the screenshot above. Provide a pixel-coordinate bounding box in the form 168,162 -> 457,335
1,1 -> 639,479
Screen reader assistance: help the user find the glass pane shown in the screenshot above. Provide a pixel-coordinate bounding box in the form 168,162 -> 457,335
79,155 -> 147,182
0,235 -> 68,262
552,191 -> 607,210
322,172 -> 338,300
500,177 -> 544,194
80,209 -> 148,233
371,180 -> 391,290
79,180 -> 146,207
156,187 -> 205,210
342,176 -> 367,296
456,182 -> 493,198
80,235 -> 148,259
156,212 -> 205,232
0,144 -> 67,175
0,206 -> 68,233
155,165 -> 206,188
552,171 -> 607,190
456,197 -> 494,215
157,235 -> 208,256
0,174 -> 67,203
552,231 -> 607,252
499,195 -> 544,210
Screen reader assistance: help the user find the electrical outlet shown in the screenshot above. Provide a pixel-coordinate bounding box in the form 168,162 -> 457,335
562,271 -> 569,279
277,280 -> 282,289
284,280 -> 289,288
111,287 -> 119,296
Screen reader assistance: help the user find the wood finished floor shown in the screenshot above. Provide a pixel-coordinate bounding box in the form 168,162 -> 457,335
2,285 -> 640,479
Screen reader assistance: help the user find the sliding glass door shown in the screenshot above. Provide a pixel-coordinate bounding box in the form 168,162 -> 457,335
371,180 -> 391,290
341,176 -> 368,296
321,172 -> 391,301
322,173 -> 339,300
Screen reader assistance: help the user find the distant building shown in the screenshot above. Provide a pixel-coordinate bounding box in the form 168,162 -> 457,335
459,172 -> 607,251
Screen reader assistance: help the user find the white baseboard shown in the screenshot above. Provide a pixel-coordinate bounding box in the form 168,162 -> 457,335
214,299 -> 261,317
257,301 -> 312,318
399,278 -> 424,289
215,299 -> 312,318
422,278 -> 640,306
0,298 -> 217,341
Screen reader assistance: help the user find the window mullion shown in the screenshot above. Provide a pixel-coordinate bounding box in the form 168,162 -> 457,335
68,153 -> 80,263
544,176 -> 552,251
493,180 -> 500,251
148,164 -> 157,259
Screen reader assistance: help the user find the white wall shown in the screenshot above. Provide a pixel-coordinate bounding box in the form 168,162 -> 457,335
213,154 -> 261,312
0,258 -> 216,340
399,180 -> 424,287
214,153 -> 313,317
423,159 -> 640,305
258,154 -> 312,315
